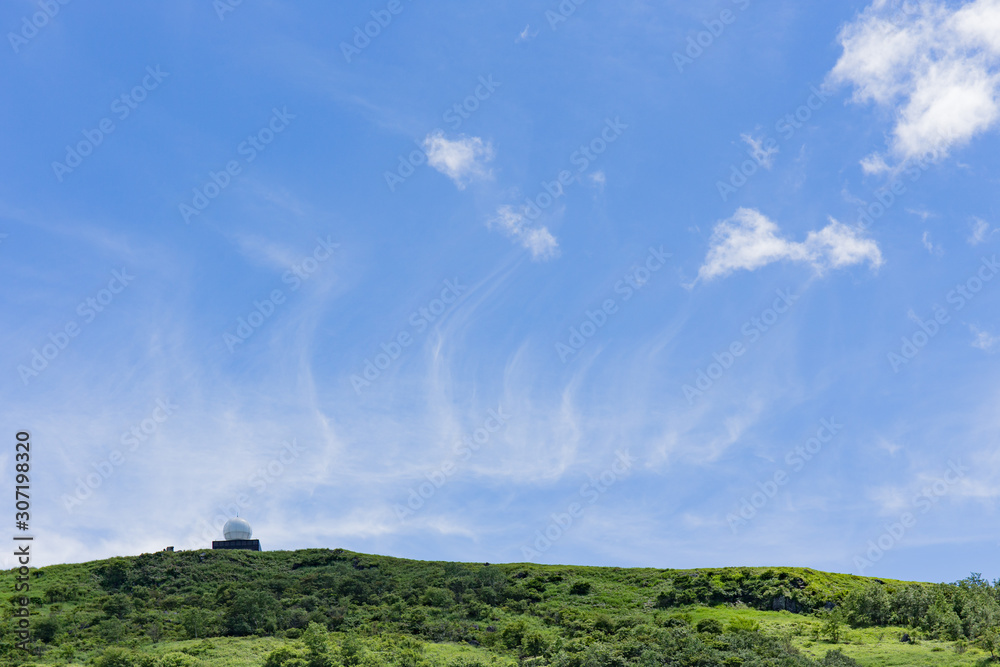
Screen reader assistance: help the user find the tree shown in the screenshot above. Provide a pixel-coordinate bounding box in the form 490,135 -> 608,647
823,611 -> 844,644
103,592 -> 134,619
891,585 -> 932,627
301,622 -> 333,667
843,583 -> 891,626
978,627 -> 1000,661
180,608 -> 216,639
225,589 -> 279,636
340,633 -> 365,667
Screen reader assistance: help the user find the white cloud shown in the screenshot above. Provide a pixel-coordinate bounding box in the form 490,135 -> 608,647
829,0 -> 1000,168
589,171 -> 606,189
422,131 -> 494,189
741,133 -> 779,169
970,324 -> 1000,351
489,205 -> 560,260
516,24 -> 538,43
860,152 -> 891,175
968,216 -> 994,244
922,230 -> 943,254
697,208 -> 883,281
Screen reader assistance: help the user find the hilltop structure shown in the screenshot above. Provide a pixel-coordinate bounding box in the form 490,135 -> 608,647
212,516 -> 261,551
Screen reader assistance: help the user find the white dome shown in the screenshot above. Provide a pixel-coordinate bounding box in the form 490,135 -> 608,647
223,517 -> 253,540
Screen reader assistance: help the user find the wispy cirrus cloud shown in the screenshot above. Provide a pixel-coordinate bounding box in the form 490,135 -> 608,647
696,208 -> 883,281
970,324 -> 1000,351
968,217 -> 995,244
741,133 -> 778,169
488,205 -> 560,260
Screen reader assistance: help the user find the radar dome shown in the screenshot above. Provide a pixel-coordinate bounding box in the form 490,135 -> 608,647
223,517 -> 252,540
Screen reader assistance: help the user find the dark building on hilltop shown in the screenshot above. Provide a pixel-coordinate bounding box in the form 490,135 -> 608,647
212,517 -> 261,551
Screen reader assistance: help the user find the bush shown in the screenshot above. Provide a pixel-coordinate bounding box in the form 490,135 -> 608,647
421,586 -> 455,607
340,633 -> 365,667
820,649 -> 862,666
95,648 -> 152,667
522,631 -> 548,656
570,582 -> 592,596
726,617 -> 760,633
34,616 -> 60,643
224,589 -> 279,636
263,647 -> 306,667
159,653 -> 204,667
696,618 -> 723,634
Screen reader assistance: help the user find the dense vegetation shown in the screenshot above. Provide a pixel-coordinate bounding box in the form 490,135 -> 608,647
4,548 -> 1000,666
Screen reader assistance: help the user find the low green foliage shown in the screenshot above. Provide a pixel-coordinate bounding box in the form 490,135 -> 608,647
3,550 -> 998,666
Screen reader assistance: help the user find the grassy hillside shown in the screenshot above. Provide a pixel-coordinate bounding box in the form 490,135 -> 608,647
3,548 -> 999,666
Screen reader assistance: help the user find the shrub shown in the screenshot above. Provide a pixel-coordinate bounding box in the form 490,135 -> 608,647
696,618 -> 723,634
340,633 -> 365,667
95,647 -> 149,667
522,631 -> 548,656
159,653 -> 204,667
104,592 -> 134,619
421,587 -> 455,607
34,616 -> 60,643
224,589 -> 278,636
820,649 -> 862,666
570,582 -> 592,596
726,617 -> 760,633
263,647 -> 306,667
501,620 -> 528,648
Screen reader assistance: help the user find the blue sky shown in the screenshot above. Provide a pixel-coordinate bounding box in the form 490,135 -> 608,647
2,0 -> 999,585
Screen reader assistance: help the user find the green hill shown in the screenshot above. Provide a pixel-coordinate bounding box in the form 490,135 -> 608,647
4,548 -> 999,666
